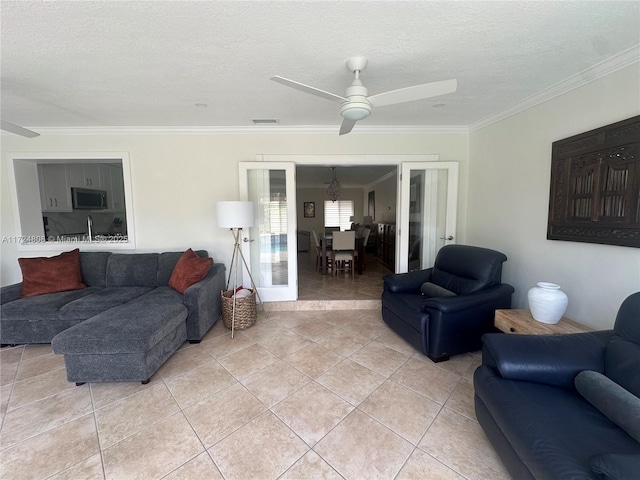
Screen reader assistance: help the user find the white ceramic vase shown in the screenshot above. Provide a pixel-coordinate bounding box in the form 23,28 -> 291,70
527,282 -> 568,324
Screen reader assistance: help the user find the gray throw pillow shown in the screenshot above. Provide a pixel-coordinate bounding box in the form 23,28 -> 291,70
421,282 -> 456,298
590,453 -> 640,480
574,370 -> 640,443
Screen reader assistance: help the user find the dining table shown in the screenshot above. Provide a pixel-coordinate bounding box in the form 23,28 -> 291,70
319,233 -> 366,275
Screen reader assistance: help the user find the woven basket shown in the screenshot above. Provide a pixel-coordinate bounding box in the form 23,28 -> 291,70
221,289 -> 257,330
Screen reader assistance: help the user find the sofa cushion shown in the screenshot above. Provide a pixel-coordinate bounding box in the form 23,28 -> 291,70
79,252 -> 111,287
575,370 -> 640,443
421,282 -> 456,298
157,250 -> 208,286
1,287 -> 100,322
0,288 -> 102,343
590,453 -> 640,480
18,249 -> 86,297
474,365 -> 640,480
58,287 -> 152,321
169,249 -> 213,294
106,254 -> 159,287
52,287 -> 188,354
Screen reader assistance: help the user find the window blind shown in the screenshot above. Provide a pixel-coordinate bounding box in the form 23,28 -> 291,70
324,200 -> 354,231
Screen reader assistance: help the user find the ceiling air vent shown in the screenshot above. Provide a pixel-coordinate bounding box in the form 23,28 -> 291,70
252,119 -> 280,125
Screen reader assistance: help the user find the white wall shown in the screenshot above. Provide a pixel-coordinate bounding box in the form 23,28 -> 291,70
370,173 -> 398,224
468,63 -> 640,330
1,133 -> 469,285
296,187 -> 364,235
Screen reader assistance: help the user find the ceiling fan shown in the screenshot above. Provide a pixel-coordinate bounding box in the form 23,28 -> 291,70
1,121 -> 39,138
271,56 -> 457,135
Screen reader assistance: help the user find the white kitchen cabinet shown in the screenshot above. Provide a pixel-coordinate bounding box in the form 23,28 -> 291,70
68,163 -> 104,189
38,164 -> 72,212
106,164 -> 126,211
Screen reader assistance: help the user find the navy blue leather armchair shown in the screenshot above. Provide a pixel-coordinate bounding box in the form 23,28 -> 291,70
381,244 -> 514,362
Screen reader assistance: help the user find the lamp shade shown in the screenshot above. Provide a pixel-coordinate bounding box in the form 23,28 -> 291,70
216,201 -> 254,228
349,216 -> 356,222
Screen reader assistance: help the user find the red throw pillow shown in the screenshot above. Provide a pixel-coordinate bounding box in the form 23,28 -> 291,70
169,249 -> 213,294
18,249 -> 87,297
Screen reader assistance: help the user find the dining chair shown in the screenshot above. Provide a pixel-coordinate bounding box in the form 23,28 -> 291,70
331,231 -> 356,278
354,227 -> 371,271
311,228 -> 323,272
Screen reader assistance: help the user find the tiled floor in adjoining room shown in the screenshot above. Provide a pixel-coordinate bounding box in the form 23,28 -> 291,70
296,249 -> 392,302
0,251 -> 510,480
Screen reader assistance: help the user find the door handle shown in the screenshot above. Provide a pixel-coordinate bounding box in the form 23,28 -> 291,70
243,238 -> 255,243
440,235 -> 454,241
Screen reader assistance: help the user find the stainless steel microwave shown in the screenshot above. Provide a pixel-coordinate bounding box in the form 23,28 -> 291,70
71,187 -> 107,210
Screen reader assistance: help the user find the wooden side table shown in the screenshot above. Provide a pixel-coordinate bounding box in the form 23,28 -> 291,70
495,309 -> 590,335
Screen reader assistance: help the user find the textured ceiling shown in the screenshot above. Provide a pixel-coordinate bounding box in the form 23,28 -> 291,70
1,1 -> 639,133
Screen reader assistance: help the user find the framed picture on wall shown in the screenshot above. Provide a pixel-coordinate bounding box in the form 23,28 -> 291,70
303,201 -> 315,218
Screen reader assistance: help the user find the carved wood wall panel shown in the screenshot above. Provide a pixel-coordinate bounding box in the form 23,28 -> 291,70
547,115 -> 640,248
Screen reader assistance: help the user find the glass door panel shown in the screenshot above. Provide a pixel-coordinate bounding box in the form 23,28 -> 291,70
239,162 -> 297,301
398,162 -> 458,272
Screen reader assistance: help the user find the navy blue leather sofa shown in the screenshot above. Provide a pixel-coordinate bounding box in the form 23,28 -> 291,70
474,292 -> 640,480
381,244 -> 514,362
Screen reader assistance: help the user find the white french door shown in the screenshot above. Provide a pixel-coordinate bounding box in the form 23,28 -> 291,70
397,162 -> 458,272
239,162 -> 297,301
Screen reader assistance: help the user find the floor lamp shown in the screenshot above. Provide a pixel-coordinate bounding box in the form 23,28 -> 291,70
216,201 -> 264,338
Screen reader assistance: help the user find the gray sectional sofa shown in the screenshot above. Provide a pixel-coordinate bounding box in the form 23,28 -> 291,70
0,250 -> 225,384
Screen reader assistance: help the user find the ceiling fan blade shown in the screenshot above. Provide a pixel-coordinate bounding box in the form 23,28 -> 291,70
368,79 -> 457,107
270,76 -> 346,103
339,118 -> 356,136
1,120 -> 39,138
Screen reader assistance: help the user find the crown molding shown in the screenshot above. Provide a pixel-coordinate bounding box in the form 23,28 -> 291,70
24,124 -> 468,136
366,170 -> 397,190
469,44 -> 640,132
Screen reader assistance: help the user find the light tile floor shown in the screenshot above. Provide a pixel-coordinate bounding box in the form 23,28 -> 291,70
0,251 -> 509,479
0,308 -> 511,480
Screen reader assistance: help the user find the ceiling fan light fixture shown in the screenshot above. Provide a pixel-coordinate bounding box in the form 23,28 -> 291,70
342,106 -> 370,121
341,99 -> 371,121
270,56 -> 457,135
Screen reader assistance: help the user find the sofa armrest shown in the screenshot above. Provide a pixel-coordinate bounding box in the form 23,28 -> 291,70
182,263 -> 226,341
421,283 -> 514,313
1,283 -> 22,305
481,330 -> 613,389
383,269 -> 433,294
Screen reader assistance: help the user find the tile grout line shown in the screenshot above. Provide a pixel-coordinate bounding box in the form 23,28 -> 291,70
160,374 -> 220,480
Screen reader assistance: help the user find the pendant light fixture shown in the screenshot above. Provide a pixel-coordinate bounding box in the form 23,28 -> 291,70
327,167 -> 341,202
